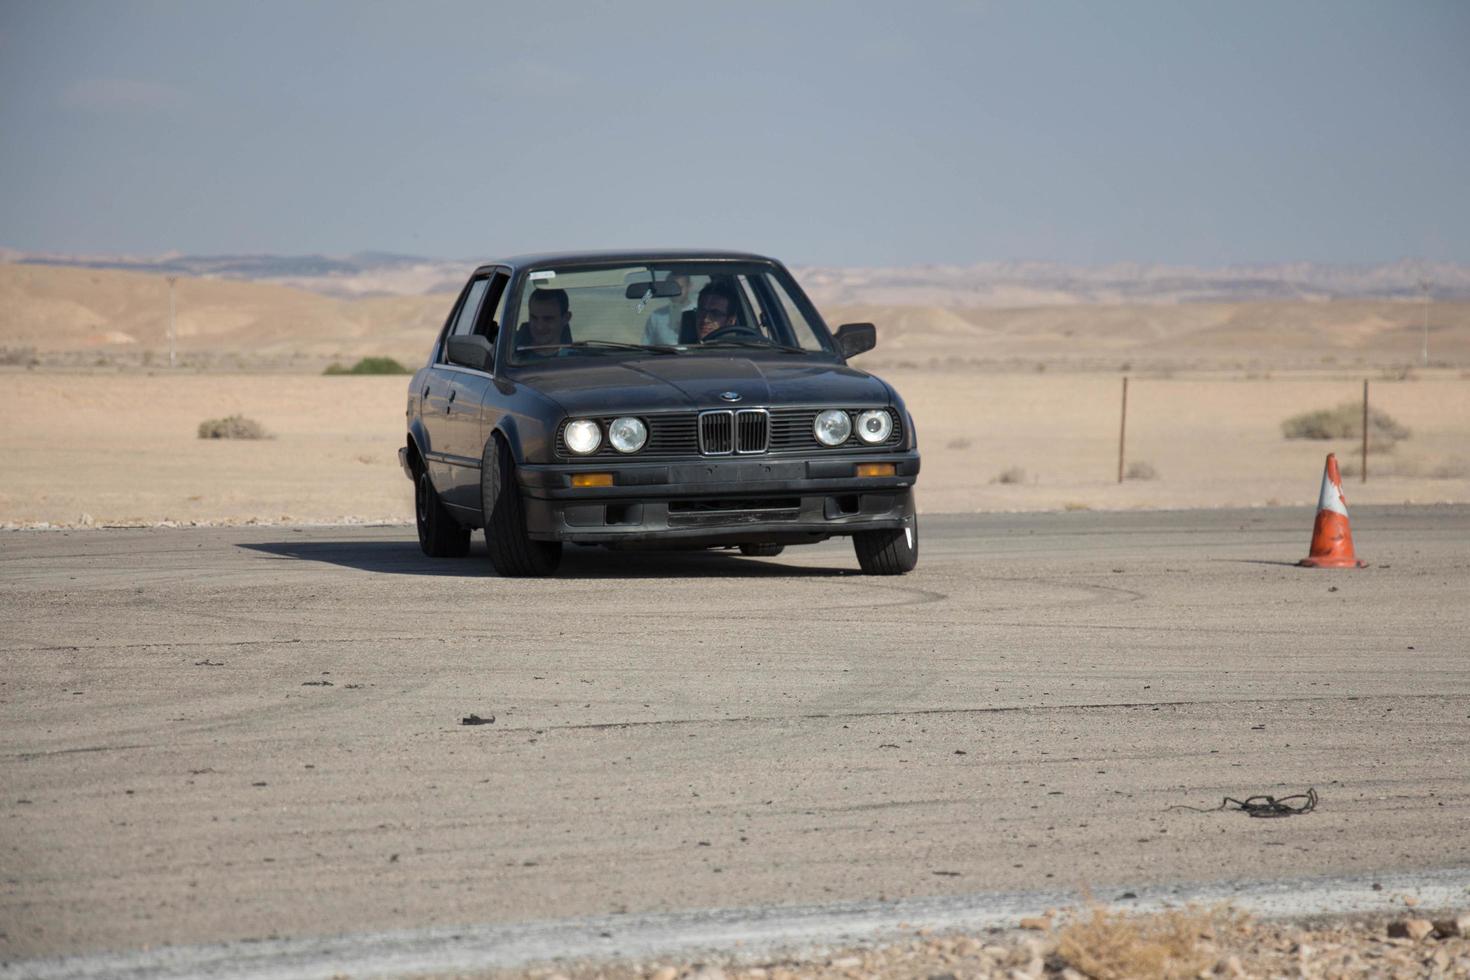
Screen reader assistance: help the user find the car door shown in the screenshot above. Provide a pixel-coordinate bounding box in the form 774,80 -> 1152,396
438,271 -> 511,512
422,275 -> 491,496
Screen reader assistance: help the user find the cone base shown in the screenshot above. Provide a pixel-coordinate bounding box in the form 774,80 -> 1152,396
1298,557 -> 1367,568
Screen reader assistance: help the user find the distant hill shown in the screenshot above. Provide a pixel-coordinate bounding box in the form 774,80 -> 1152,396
0,249 -> 473,299
4,262 -> 1467,373
3,247 -> 1468,306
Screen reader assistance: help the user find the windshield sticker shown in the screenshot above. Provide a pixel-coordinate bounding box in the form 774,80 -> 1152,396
528,270 -> 556,281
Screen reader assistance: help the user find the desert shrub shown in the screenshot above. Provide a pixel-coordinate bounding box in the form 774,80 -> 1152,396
1057,904 -> 1246,980
1125,460 -> 1159,481
945,437 -> 972,451
0,346 -> 39,367
324,356 -> 410,376
1347,455 -> 1470,480
197,414 -> 269,440
1281,402 -> 1409,447
991,466 -> 1027,485
1430,458 -> 1470,479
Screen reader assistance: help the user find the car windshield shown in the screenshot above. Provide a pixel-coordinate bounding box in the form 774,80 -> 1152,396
508,262 -> 834,364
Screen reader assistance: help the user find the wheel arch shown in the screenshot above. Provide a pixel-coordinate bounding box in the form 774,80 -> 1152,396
489,414 -> 526,464
405,421 -> 430,474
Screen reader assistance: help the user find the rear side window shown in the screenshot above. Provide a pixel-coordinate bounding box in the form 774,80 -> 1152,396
448,278 -> 490,340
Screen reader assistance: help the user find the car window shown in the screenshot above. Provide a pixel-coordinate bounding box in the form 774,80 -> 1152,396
509,262 -> 834,362
449,278 -> 489,338
438,274 -> 509,369
480,272 -> 510,338
763,275 -> 829,352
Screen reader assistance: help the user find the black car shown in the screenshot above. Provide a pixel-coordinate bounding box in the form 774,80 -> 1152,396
399,250 -> 920,576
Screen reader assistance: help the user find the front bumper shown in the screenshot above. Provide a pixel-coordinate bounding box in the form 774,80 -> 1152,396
517,451 -> 920,545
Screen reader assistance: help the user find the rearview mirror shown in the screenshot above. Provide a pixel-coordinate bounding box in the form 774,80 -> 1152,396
624,280 -> 687,300
446,335 -> 495,372
834,322 -> 877,359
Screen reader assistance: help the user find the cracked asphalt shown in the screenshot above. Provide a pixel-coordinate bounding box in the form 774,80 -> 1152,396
2,507 -> 1468,959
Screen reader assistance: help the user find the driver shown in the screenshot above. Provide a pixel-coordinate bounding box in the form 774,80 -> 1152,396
691,281 -> 740,342
516,288 -> 573,355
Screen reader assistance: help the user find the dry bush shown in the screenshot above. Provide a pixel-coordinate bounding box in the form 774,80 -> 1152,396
197,414 -> 270,440
945,437 -> 972,451
0,346 -> 39,367
1125,460 -> 1159,481
1056,904 -> 1246,980
323,356 -> 411,375
1281,401 -> 1409,448
991,466 -> 1027,485
1344,455 -> 1470,480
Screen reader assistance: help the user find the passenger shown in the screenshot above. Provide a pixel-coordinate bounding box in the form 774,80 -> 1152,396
516,288 -> 573,355
641,273 -> 693,346
681,281 -> 741,344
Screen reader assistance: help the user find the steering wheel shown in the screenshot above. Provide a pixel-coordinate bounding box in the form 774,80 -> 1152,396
701,324 -> 764,343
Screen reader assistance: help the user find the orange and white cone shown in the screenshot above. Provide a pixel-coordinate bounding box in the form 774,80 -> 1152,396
1299,453 -> 1366,568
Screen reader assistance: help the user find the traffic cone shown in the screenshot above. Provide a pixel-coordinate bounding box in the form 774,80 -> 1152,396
1299,453 -> 1366,568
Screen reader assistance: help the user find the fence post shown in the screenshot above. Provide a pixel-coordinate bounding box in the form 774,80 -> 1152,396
1118,376 -> 1128,484
1361,379 -> 1369,483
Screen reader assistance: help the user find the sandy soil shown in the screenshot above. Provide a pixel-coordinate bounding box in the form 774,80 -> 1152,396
1,369 -> 1466,527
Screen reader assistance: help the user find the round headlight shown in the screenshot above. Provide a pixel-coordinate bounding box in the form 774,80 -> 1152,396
813,409 -> 852,447
564,419 -> 602,454
608,416 -> 647,453
855,409 -> 893,444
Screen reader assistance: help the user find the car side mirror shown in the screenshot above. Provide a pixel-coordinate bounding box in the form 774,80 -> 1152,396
446,335 -> 495,372
834,322 -> 877,359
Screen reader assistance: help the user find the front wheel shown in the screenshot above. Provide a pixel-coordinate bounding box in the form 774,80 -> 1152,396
853,514 -> 918,575
416,467 -> 471,558
482,435 -> 562,577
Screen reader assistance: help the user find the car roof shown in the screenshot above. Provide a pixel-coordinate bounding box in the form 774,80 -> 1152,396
473,249 -> 784,275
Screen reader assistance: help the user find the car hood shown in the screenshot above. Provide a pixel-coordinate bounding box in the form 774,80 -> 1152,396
514,356 -> 889,415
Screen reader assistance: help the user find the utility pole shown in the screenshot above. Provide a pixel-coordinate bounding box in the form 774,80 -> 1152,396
1418,278 -> 1431,367
166,276 -> 177,368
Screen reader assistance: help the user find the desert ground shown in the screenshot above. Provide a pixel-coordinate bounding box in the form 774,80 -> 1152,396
2,369 -> 1469,529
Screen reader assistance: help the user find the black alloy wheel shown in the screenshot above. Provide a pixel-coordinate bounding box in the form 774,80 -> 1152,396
482,435 -> 562,577
416,466 -> 471,558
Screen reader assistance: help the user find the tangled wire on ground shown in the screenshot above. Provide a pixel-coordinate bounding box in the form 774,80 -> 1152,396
1169,788 -> 1317,818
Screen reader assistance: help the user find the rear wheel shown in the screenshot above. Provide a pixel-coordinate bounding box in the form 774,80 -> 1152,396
415,466 -> 471,558
482,435 -> 562,577
738,543 -> 785,557
853,513 -> 918,575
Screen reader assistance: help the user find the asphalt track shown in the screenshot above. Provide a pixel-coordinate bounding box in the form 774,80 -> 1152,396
2,507 -> 1468,971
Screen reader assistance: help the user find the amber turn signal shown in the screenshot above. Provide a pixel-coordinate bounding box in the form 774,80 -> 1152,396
570,473 -> 614,488
856,463 -> 896,478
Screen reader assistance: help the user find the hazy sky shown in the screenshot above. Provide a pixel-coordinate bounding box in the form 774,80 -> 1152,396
2,1 -> 1467,266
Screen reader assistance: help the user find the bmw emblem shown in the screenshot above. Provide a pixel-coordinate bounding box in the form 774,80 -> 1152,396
719,391 -> 742,402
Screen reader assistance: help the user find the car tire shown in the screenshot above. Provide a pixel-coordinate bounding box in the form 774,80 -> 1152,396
482,434 -> 562,577
853,514 -> 918,575
416,466 -> 471,558
738,543 -> 785,557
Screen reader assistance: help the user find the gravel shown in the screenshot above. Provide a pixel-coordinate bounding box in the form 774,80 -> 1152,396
462,908 -> 1470,980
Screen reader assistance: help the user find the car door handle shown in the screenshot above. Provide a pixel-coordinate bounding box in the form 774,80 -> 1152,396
445,389 -> 455,413
422,385 -> 430,399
